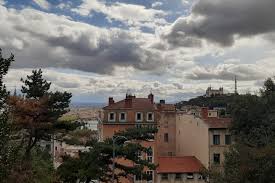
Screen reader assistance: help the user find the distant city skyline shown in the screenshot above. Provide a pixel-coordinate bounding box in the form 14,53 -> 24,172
1,0 -> 275,103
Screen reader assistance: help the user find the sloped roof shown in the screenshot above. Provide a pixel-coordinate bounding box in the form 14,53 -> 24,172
204,117 -> 232,129
157,156 -> 204,173
103,98 -> 156,110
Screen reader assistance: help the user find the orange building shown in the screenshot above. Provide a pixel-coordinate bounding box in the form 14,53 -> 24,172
100,93 -> 176,183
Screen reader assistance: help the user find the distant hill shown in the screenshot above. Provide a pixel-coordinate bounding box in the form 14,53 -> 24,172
70,102 -> 106,109
175,94 -> 238,109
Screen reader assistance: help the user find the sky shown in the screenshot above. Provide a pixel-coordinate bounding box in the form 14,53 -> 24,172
1,0 -> 275,104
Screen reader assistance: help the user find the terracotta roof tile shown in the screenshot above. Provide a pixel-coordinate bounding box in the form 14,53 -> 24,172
103,98 -> 156,110
157,156 -> 204,173
204,117 -> 232,129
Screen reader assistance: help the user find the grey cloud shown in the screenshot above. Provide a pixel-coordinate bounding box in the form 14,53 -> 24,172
55,81 -> 80,88
1,6 -> 171,74
164,0 -> 275,47
186,64 -> 267,81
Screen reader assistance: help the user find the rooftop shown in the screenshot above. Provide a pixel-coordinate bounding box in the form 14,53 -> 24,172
157,156 -> 204,173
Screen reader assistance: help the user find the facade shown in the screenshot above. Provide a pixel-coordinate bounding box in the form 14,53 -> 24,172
157,156 -> 205,183
176,107 -> 232,169
100,93 -> 177,183
205,87 -> 224,97
53,140 -> 90,168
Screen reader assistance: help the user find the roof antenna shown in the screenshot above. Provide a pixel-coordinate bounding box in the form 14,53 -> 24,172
235,75 -> 238,94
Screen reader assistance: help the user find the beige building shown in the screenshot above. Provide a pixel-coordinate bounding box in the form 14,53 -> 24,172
176,107 -> 232,169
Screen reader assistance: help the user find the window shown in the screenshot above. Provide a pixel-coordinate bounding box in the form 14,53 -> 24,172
213,153 -> 220,164
175,173 -> 181,180
46,144 -> 51,151
168,152 -> 173,156
213,135 -> 220,145
146,171 -> 153,182
187,173 -> 194,179
164,133 -> 169,142
161,174 -> 168,180
137,151 -> 142,160
119,112 -> 126,122
225,135 -> 232,145
147,112 -> 154,121
135,174 -> 142,181
108,112 -> 115,122
136,112 -> 143,122
147,147 -> 153,163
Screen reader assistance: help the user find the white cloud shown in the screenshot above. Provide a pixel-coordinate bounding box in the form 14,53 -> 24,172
152,2 -> 163,8
0,0 -> 5,5
72,0 -> 168,30
33,0 -> 50,10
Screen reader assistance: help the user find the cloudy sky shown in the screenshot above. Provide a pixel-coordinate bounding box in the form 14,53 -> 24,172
1,0 -> 275,104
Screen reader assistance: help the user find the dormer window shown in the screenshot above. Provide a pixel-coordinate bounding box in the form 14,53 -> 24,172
136,112 -> 143,122
108,112 -> 116,122
119,112 -> 126,122
147,112 -> 154,122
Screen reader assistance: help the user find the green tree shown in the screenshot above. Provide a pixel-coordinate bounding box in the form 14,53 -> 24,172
9,69 -> 72,159
210,77 -> 275,183
57,127 -> 158,183
0,48 -> 16,180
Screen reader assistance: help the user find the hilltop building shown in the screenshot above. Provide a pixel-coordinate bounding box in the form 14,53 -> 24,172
205,87 -> 224,97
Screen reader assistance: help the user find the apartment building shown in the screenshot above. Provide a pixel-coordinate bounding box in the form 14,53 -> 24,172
176,107 -> 232,169
100,93 -> 179,183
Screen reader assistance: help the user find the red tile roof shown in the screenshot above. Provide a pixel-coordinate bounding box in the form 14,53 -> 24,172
157,156 -> 204,173
103,98 -> 156,110
204,117 -> 232,129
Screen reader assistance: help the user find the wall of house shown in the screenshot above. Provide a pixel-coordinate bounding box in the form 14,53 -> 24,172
175,114 -> 209,168
209,129 -> 231,169
157,111 -> 177,156
156,173 -> 205,183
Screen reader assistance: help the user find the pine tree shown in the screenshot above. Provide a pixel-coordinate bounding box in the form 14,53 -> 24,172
57,127 -> 158,183
0,48 -> 15,180
8,69 -> 73,159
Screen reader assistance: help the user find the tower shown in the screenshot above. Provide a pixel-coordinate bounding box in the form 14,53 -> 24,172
234,75 -> 238,94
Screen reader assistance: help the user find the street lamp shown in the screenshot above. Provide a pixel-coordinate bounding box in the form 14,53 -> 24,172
112,135 -> 128,183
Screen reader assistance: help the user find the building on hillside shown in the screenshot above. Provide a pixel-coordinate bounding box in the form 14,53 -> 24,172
205,87 -> 224,97
176,107 -> 232,169
53,140 -> 90,168
99,93 -> 178,183
156,156 -> 205,183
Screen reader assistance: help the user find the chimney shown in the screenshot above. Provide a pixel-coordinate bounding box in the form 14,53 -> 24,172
148,93 -> 154,104
201,107 -> 208,119
108,97 -> 114,105
160,100 -> 165,104
125,96 -> 132,108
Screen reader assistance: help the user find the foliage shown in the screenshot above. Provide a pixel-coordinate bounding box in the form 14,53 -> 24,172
57,127 -> 158,182
176,95 -> 237,110
210,77 -> 275,183
6,147 -> 58,183
0,48 -> 17,180
8,69 -> 74,159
